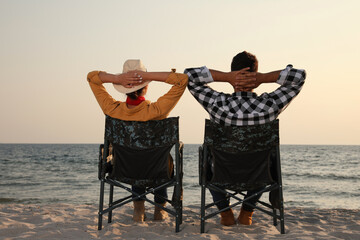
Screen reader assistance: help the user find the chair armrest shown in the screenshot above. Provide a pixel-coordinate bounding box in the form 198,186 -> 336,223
98,144 -> 104,180
199,145 -> 204,185
178,141 -> 184,151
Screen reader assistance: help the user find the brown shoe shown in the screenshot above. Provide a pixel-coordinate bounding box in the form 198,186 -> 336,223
220,209 -> 236,226
133,200 -> 146,222
238,207 -> 254,225
154,203 -> 168,221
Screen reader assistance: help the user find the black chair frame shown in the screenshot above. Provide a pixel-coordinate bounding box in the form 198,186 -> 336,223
97,116 -> 184,232
199,119 -> 285,234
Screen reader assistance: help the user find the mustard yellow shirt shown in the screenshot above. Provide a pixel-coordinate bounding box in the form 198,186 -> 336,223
87,71 -> 188,121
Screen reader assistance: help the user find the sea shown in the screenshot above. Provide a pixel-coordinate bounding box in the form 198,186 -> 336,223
0,144 -> 359,209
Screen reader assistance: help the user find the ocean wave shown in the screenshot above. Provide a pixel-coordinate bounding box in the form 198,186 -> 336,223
284,172 -> 359,181
0,198 -> 42,204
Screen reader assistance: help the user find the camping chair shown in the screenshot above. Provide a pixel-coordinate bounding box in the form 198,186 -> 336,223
98,116 -> 184,232
199,119 -> 285,234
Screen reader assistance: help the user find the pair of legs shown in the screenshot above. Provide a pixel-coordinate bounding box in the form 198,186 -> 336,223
210,188 -> 263,212
209,187 -> 264,226
131,186 -> 168,222
131,154 -> 173,222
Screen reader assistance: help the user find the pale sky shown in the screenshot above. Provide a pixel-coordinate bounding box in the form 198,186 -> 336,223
0,0 -> 359,144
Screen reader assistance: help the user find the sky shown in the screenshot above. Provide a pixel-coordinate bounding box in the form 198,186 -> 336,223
0,0 -> 359,144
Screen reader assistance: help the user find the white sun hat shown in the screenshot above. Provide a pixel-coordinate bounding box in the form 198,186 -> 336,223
113,59 -> 150,94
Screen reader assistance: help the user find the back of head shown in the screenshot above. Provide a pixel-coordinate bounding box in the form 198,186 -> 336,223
127,88 -> 145,100
113,59 -> 149,96
231,51 -> 258,72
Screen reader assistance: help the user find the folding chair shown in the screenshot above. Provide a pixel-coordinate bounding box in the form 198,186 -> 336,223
199,119 -> 285,234
98,116 -> 183,232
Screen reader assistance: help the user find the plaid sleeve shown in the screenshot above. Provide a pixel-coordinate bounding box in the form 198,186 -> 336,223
269,64 -> 306,110
184,66 -> 221,109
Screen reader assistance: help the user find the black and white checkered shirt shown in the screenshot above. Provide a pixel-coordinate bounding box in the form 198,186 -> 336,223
184,65 -> 306,126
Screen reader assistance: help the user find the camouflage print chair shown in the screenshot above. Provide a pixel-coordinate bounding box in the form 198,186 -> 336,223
98,116 -> 183,232
199,119 -> 285,234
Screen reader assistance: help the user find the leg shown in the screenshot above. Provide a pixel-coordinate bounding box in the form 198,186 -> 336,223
154,188 -> 169,221
209,189 -> 235,226
154,187 -> 168,204
238,187 -> 264,225
209,189 -> 230,210
132,186 -> 146,222
132,186 -> 145,201
242,187 -> 264,212
273,208 -> 278,226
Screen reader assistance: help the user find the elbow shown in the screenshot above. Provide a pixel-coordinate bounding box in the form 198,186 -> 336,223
87,71 -> 98,82
302,69 -> 307,80
182,75 -> 189,87
179,73 -> 188,86
173,73 -> 189,88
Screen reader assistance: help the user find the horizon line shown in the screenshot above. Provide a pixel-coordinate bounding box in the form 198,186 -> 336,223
0,143 -> 359,146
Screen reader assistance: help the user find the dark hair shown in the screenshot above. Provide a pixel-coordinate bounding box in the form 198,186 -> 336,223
126,87 -> 145,100
231,51 -> 258,72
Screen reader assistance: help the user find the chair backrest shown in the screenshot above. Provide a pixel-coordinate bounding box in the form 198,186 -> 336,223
203,119 -> 279,189
105,116 -> 179,148
104,116 -> 179,185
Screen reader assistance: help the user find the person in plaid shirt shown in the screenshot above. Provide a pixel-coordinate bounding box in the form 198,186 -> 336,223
184,51 -> 306,226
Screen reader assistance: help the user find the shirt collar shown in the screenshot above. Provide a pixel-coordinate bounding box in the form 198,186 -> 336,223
232,91 -> 257,98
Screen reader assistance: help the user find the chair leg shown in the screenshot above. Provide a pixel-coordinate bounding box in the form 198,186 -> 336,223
280,207 -> 285,234
175,194 -> 180,233
176,189 -> 183,229
175,143 -> 183,232
98,180 -> 105,230
279,193 -> 285,233
180,194 -> 183,224
279,185 -> 285,234
175,213 -> 180,233
275,145 -> 285,234
200,184 -> 206,233
108,184 -> 114,223
175,184 -> 182,232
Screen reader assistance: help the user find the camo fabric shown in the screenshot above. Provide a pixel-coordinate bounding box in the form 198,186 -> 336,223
109,176 -> 172,188
104,116 -> 179,149
211,182 -> 268,192
204,119 -> 279,153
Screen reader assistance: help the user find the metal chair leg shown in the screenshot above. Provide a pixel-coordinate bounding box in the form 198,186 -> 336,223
175,214 -> 180,233
180,195 -> 183,225
280,205 -> 285,233
108,184 -> 114,223
98,180 -> 105,230
200,184 -> 206,233
175,185 -> 181,233
279,184 -> 285,233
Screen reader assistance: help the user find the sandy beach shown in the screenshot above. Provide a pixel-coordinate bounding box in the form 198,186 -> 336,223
0,204 -> 359,240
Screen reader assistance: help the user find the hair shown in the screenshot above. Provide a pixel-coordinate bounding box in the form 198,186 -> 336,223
231,51 -> 258,72
126,87 -> 145,100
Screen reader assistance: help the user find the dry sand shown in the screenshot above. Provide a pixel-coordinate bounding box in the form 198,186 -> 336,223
0,204 -> 359,240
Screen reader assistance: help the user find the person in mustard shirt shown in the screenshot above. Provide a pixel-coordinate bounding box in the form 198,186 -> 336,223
87,59 -> 188,223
